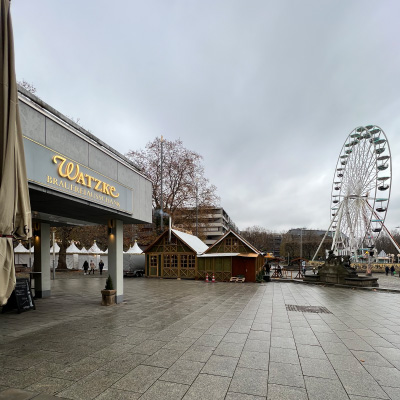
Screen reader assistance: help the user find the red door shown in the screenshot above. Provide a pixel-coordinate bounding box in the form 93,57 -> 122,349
232,257 -> 255,282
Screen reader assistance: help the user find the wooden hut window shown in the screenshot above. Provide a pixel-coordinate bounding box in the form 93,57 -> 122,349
150,256 -> 157,267
181,254 -> 195,269
188,255 -> 195,268
171,254 -> 178,268
164,254 -> 171,268
225,237 -> 239,252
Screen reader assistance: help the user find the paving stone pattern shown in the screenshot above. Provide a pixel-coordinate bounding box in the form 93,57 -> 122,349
1,276 -> 400,399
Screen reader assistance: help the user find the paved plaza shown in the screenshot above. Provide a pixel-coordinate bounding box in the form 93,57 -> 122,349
1,276 -> 400,399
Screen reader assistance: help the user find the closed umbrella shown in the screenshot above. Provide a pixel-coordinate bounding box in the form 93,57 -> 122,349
0,0 -> 32,305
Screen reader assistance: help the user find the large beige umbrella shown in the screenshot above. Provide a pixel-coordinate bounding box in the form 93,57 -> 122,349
0,0 -> 32,305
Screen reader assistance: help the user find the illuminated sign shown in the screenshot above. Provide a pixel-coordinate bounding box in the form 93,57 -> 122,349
23,138 -> 133,214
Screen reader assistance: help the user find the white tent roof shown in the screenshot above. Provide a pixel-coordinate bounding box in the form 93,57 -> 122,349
88,241 -> 102,254
103,248 -> 108,254
14,242 -> 29,253
378,250 -> 387,257
172,229 -> 208,254
80,247 -> 88,253
66,242 -> 81,254
125,241 -> 143,254
50,242 -> 60,253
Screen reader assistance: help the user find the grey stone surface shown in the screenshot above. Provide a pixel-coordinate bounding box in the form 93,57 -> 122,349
112,365 -> 166,393
270,347 -> 299,365
300,357 -> 337,379
229,367 -> 268,397
305,376 -> 349,400
0,388 -> 37,400
201,355 -> 238,377
297,345 -> 327,360
160,359 -> 204,385
95,389 -> 141,399
238,351 -> 269,370
267,383 -> 308,400
4,277 -> 400,399
139,380 -> 189,400
183,374 -> 231,400
268,362 -> 305,388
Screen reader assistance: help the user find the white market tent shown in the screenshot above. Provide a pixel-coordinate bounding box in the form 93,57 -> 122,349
85,241 -> 108,270
14,242 -> 33,266
65,242 -> 81,269
125,240 -> 143,254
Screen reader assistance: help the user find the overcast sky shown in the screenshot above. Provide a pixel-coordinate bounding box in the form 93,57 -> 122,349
12,0 -> 400,232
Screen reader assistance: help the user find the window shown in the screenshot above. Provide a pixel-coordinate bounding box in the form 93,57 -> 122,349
181,254 -> 195,268
150,256 -> 157,267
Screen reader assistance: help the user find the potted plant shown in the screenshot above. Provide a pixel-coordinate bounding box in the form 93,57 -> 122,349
101,276 -> 116,306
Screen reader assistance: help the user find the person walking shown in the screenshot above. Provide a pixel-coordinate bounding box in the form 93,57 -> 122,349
390,265 -> 395,276
99,259 -> 104,275
385,265 -> 389,276
89,260 -> 95,275
83,260 -> 89,275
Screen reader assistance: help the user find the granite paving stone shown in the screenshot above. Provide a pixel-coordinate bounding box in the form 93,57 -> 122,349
270,347 -> 299,364
268,362 -> 305,388
214,341 -> 244,358
180,345 -> 214,363
143,348 -> 184,368
363,365 -> 400,388
238,351 -> 269,370
160,359 -> 205,385
0,388 -> 38,400
335,368 -> 389,399
95,388 -> 141,400
225,392 -> 264,400
267,383 -> 308,400
194,334 -> 223,347
56,371 -> 122,400
243,339 -> 270,353
139,380 -> 189,400
350,351 -> 393,367
229,367 -> 268,397
182,373 -> 231,400
25,377 -> 73,396
297,344 -> 327,360
270,336 -> 296,349
112,365 -> 166,393
300,356 -> 337,379
305,376 -> 349,400
201,355 -> 238,377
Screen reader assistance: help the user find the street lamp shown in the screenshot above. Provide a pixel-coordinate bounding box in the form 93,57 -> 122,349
160,135 -> 164,232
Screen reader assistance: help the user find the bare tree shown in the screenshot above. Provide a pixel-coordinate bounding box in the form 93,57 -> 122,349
127,138 -> 219,223
241,226 -> 276,252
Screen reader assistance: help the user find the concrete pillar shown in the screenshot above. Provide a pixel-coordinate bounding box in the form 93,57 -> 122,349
33,222 -> 51,298
108,219 -> 123,303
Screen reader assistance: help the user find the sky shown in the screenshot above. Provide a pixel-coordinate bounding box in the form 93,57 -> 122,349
11,0 -> 400,232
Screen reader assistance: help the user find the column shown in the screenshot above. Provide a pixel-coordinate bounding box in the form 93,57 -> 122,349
33,222 -> 51,298
108,219 -> 123,303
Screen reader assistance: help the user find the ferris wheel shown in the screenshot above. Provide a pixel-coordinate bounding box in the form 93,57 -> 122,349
331,125 -> 391,257
314,125 -> 393,261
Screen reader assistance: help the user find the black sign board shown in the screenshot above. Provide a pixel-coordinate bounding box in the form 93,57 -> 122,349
2,278 -> 35,314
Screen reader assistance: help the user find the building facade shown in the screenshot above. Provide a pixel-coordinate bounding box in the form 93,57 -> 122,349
174,207 -> 239,246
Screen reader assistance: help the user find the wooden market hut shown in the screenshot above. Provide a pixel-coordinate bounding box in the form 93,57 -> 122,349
197,230 -> 264,282
144,229 -> 208,279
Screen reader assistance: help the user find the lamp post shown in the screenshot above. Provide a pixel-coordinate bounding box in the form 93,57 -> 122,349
195,182 -> 198,237
160,135 -> 164,232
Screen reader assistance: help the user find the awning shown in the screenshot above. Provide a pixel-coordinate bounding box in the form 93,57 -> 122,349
237,253 -> 259,258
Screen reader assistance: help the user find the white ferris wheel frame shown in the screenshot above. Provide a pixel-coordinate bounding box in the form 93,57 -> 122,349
313,125 -> 393,261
